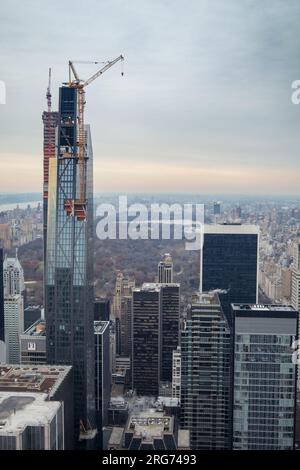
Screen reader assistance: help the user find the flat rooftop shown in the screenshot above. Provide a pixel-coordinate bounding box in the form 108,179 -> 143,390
127,411 -> 174,437
108,427 -> 124,446
192,291 -> 221,306
204,224 -> 259,235
232,304 -> 296,312
140,282 -> 180,291
0,365 -> 72,397
94,320 -> 109,334
0,391 -> 60,434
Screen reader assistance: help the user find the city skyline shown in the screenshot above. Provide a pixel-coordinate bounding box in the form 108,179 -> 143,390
0,0 -> 300,194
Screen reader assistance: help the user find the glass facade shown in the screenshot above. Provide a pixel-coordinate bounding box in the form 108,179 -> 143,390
132,287 -> 161,395
232,305 -> 298,450
202,226 -> 258,324
94,321 -> 110,449
180,293 -> 232,450
45,86 -> 95,445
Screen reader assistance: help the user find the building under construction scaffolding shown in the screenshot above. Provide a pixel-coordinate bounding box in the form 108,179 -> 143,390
45,85 -> 95,447
44,56 -> 123,449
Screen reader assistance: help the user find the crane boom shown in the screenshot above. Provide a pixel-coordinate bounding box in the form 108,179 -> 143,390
64,55 -> 124,221
82,55 -> 124,87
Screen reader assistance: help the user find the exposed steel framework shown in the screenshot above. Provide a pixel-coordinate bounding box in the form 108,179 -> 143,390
65,55 -> 124,221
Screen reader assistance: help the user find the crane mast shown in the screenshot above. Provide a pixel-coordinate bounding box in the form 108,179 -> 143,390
64,55 -> 124,221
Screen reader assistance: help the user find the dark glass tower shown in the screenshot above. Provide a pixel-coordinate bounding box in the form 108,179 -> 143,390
45,86 -> 95,446
201,224 -> 258,324
94,321 -> 110,449
132,285 -> 161,395
160,284 -> 180,382
180,292 -> 232,449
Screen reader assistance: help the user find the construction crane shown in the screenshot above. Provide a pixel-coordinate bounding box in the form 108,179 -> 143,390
64,55 -> 124,221
46,67 -> 52,112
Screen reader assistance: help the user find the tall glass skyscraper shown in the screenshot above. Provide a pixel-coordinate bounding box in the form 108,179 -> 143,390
45,86 -> 95,446
201,224 -> 259,324
231,304 -> 298,450
180,292 -> 232,449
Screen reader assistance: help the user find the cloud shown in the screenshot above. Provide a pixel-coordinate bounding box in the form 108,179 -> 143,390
0,0 -> 299,194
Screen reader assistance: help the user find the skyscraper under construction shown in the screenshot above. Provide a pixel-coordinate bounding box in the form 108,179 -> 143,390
44,57 -> 123,448
45,85 -> 95,447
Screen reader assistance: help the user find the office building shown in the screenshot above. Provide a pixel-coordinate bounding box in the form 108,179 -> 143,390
94,321 -> 110,448
4,295 -> 24,363
3,251 -> 25,297
45,84 -> 95,444
0,364 -> 73,449
0,248 -> 4,361
201,224 -> 259,324
132,285 -> 161,395
231,304 -> 298,450
20,320 -> 46,365
160,284 -> 180,382
132,282 -> 180,395
180,292 -> 231,450
158,253 -> 173,284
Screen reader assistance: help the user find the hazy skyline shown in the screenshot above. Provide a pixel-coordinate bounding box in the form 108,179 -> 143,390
0,0 -> 299,194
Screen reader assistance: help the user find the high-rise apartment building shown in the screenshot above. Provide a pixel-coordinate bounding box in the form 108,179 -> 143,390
45,84 -> 95,444
3,251 -> 25,297
231,304 -> 298,450
158,253 -> 173,283
94,321 -> 110,449
0,248 -> 4,358
4,294 -> 24,363
180,292 -> 231,450
201,224 -> 259,324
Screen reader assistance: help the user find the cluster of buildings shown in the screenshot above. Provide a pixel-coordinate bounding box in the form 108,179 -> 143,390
0,69 -> 300,452
0,204 -> 42,249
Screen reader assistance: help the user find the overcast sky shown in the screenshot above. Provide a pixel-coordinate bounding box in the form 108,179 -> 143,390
0,0 -> 299,195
